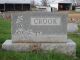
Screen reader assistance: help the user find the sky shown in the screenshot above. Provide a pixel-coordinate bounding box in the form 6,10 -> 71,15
0,0 -> 77,4
33,0 -> 64,5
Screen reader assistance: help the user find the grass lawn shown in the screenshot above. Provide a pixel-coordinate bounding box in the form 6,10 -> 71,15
0,17 -> 80,60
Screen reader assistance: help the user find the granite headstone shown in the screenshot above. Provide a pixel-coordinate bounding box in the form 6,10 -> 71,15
2,11 -> 76,56
11,11 -> 67,43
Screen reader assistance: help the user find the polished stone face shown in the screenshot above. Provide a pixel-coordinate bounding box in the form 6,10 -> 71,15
11,11 -> 67,42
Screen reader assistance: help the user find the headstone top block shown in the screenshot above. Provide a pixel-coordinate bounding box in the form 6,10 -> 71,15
11,11 -> 68,43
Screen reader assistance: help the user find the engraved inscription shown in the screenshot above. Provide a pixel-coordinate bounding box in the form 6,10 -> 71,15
31,18 -> 61,25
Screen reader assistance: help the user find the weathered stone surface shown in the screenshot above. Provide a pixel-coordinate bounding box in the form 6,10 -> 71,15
2,39 -> 76,56
11,11 -> 67,43
12,35 -> 67,43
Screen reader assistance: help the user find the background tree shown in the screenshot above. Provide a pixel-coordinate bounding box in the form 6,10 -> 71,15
41,0 -> 48,6
31,0 -> 36,7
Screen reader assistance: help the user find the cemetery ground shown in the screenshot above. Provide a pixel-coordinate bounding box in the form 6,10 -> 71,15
0,17 -> 80,60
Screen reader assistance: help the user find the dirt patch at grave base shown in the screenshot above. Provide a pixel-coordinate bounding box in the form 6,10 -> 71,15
68,13 -> 80,23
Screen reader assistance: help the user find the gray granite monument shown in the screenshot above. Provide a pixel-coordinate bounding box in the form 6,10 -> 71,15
2,11 -> 76,56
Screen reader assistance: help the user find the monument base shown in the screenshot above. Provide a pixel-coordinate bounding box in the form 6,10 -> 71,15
2,39 -> 76,56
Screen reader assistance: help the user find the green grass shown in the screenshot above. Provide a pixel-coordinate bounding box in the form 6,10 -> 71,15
0,50 -> 77,60
0,18 -> 80,60
68,25 -> 80,58
0,19 -> 11,47
68,33 -> 80,58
